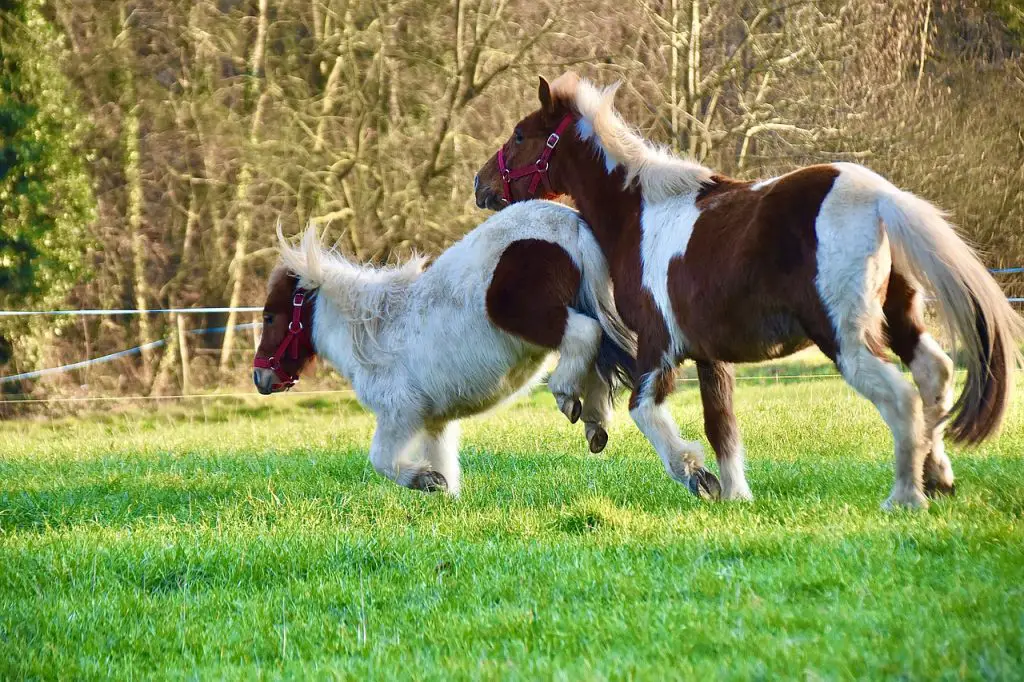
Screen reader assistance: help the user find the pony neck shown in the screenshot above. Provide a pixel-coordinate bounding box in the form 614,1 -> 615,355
558,145 -> 642,259
308,258 -> 424,371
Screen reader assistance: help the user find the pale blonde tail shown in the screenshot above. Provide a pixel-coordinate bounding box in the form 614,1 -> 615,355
877,181 -> 1024,443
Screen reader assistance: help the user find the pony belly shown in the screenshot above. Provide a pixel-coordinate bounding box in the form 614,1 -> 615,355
684,310 -> 813,364
425,348 -> 550,421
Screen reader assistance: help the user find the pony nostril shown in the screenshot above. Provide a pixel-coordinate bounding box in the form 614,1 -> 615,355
253,368 -> 276,394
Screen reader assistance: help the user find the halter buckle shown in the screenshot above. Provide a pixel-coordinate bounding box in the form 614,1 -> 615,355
546,132 -> 560,148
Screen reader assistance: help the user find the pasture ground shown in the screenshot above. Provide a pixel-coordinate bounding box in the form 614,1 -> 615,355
1,372 -> 1023,679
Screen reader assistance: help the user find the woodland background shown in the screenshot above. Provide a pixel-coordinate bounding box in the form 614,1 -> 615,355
1,0 -> 1023,400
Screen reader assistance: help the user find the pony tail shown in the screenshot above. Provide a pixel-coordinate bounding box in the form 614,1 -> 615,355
873,171 -> 1024,443
574,220 -> 638,393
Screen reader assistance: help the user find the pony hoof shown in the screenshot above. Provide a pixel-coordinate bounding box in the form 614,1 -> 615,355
924,478 -> 956,498
585,424 -> 608,454
882,490 -> 929,511
410,470 -> 448,493
688,468 -> 722,501
557,396 -> 582,424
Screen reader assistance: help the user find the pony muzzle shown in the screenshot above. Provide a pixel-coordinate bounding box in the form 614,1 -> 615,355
253,365 -> 284,394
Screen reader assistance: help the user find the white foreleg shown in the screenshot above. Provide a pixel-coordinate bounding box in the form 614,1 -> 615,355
420,421 -> 462,496
368,415 -> 448,493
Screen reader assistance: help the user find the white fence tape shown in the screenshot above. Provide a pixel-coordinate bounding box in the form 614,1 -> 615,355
0,306 -> 262,317
0,322 -> 262,384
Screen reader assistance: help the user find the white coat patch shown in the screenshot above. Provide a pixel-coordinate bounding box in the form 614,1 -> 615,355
640,194 -> 701,359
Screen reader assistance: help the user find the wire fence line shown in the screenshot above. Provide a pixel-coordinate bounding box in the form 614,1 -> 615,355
0,323 -> 263,385
0,375 -> 848,406
0,306 -> 263,317
1,369 -> 989,406
0,388 -> 355,406
1,265 -> 1022,395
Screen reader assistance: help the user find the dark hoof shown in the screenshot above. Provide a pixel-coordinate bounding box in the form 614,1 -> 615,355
568,399 -> 582,424
410,470 -> 448,493
556,395 -> 582,424
687,468 -> 722,501
587,426 -> 608,454
924,478 -> 956,498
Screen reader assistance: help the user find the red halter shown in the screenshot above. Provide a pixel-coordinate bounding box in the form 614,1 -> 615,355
497,114 -> 575,203
252,288 -> 313,391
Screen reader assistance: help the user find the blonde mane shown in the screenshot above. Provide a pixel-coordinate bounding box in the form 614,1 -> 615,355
277,225 -> 427,365
550,72 -> 714,202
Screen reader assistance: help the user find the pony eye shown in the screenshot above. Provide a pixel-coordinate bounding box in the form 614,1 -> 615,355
263,314 -> 273,325
514,129 -> 524,144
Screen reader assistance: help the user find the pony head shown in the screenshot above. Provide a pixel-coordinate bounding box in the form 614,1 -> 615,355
474,73 -> 588,210
252,266 -> 317,394
476,72 -> 713,208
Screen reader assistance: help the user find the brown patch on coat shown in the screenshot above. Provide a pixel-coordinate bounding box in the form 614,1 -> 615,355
628,366 -> 676,410
255,267 -> 317,377
882,271 -> 924,365
486,239 -> 580,349
669,166 -> 841,364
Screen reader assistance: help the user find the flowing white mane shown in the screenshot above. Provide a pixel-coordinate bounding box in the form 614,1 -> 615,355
277,225 -> 426,365
550,72 -> 714,202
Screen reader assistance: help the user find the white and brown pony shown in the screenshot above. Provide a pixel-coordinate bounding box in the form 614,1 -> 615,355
474,72 -> 1024,509
252,201 -> 635,495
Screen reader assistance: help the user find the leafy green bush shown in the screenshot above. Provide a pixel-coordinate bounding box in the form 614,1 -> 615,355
0,0 -> 94,309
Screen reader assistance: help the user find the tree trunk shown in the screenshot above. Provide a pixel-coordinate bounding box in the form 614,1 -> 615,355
219,0 -> 270,371
670,0 -> 680,153
121,61 -> 155,384
686,0 -> 701,157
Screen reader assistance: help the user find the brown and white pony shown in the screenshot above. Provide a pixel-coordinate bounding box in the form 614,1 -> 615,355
474,72 -> 1024,509
252,203 -> 635,495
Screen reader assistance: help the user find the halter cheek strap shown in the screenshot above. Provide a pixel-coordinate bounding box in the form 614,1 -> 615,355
497,114 -> 575,203
253,289 -> 313,391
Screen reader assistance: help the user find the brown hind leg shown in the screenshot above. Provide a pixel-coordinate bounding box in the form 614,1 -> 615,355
884,273 -> 956,497
697,360 -> 752,500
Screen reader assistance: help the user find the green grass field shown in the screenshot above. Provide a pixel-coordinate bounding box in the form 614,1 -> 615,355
2,376 -> 1023,680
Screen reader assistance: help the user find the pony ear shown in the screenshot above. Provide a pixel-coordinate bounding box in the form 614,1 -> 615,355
538,76 -> 554,113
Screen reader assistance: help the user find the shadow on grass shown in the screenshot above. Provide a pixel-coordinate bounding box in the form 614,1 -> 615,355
2,445 -> 1022,533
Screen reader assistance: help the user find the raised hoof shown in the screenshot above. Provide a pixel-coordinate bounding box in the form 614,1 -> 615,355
924,478 -> 956,498
409,470 -> 448,493
687,468 -> 722,501
585,424 -> 608,454
557,396 -> 582,424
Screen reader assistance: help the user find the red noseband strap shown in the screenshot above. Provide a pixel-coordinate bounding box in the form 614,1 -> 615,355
253,288 -> 313,391
497,114 -> 575,203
